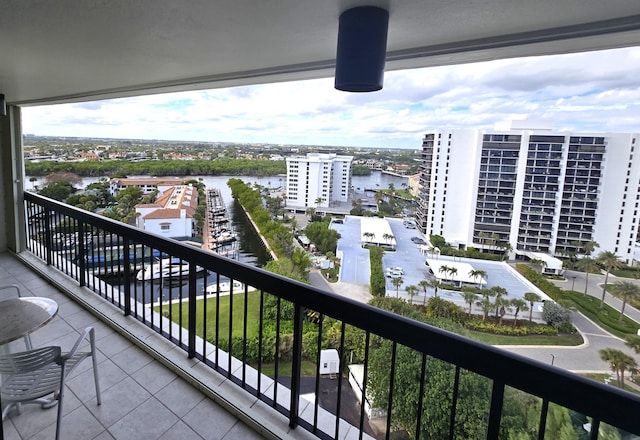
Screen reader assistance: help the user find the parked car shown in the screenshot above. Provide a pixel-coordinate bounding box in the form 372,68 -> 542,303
410,237 -> 426,245
387,266 -> 404,274
386,269 -> 403,278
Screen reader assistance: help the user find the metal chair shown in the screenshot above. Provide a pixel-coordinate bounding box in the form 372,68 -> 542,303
0,284 -> 33,349
0,327 -> 101,440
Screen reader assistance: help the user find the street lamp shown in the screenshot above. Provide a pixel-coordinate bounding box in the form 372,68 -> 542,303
571,276 -> 576,291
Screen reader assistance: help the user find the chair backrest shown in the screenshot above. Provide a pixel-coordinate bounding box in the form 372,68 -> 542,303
0,346 -> 61,374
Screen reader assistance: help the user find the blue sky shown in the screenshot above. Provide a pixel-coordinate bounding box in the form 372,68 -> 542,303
22,46 -> 640,150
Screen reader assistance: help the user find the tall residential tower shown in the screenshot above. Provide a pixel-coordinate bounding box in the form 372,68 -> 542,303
286,153 -> 353,209
416,121 -> 640,263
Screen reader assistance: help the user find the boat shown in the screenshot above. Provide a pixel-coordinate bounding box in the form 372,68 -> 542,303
204,280 -> 244,294
136,258 -> 206,282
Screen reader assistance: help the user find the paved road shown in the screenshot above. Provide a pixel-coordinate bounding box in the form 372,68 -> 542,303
310,249 -> 640,373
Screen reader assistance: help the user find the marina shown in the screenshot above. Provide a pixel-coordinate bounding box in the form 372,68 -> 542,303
204,188 -> 239,257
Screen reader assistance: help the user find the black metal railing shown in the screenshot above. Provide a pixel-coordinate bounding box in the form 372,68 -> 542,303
24,192 -> 640,439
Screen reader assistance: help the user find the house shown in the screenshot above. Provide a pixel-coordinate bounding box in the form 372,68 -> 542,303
135,185 -> 198,238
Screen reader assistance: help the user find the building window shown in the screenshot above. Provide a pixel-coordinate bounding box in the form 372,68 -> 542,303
160,223 -> 171,231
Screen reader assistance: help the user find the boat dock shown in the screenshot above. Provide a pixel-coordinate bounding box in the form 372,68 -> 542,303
204,188 -> 238,258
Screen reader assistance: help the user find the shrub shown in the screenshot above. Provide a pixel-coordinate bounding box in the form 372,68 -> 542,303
541,302 -> 572,330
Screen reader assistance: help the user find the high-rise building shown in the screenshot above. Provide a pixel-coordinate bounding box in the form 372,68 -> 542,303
416,121 -> 640,263
286,153 -> 353,209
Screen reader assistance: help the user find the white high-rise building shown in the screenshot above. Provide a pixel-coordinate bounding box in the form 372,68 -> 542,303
416,121 -> 640,263
286,153 -> 353,209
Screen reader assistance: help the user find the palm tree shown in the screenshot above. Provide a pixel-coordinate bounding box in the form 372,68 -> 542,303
461,287 -> 479,317
596,250 -> 624,308
523,292 -> 541,322
418,280 -> 430,305
405,285 -> 418,304
489,286 -> 508,318
427,279 -> 443,299
391,277 -> 404,298
382,233 -> 394,246
362,231 -> 375,244
599,348 -> 637,387
476,297 -> 493,321
609,281 -> 640,321
575,257 -> 600,296
305,207 -> 316,220
468,269 -> 487,287
495,296 -> 509,325
625,335 -> 640,354
314,197 -> 324,210
438,265 -> 450,281
582,240 -> 599,256
530,258 -> 547,273
509,298 -> 528,328
448,267 -> 458,284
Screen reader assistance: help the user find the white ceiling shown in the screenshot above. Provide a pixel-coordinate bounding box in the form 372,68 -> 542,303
1,1 -> 639,105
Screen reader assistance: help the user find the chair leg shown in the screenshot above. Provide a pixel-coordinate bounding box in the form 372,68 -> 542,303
89,328 -> 101,405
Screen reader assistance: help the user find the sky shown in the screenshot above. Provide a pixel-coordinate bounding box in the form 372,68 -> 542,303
22,46 -> 640,150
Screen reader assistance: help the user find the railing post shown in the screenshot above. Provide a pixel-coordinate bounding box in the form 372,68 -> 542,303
77,221 -> 86,287
289,304 -> 304,429
187,263 -> 197,358
44,208 -> 52,266
487,380 -> 505,439
123,239 -> 131,316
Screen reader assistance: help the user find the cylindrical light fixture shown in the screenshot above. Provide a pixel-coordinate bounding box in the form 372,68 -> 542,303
335,6 -> 389,92
0,94 -> 6,116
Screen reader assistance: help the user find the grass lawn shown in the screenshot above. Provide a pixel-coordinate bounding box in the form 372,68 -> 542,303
466,331 -> 583,346
157,291 -> 262,343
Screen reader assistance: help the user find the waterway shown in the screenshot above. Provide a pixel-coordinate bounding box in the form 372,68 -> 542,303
26,171 -> 408,268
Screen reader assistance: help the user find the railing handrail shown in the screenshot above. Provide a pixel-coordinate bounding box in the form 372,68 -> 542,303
24,191 -> 640,435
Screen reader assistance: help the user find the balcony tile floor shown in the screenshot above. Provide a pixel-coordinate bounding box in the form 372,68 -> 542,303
0,253 -> 266,440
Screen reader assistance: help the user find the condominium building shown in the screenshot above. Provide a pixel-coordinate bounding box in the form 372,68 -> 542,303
135,184 -> 198,238
286,153 -> 353,208
416,121 -> 640,263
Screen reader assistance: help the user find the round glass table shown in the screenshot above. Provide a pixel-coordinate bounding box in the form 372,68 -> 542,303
0,297 -> 58,345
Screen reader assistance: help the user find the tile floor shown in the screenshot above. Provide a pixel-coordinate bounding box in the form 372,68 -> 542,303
0,253 -> 267,440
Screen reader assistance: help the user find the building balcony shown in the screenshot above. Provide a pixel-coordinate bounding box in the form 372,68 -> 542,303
2,192 -> 640,439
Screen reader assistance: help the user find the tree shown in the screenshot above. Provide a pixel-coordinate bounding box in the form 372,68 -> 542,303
382,233 -> 394,246
427,279 -> 444,299
489,286 -> 508,318
362,231 -> 375,244
468,269 -> 487,287
530,258 -> 547,273
39,180 -> 76,201
461,287 -> 479,317
447,266 -> 458,284
476,297 -> 493,321
625,335 -> 640,354
305,207 -> 316,220
609,281 -> 640,321
314,197 -> 324,209
599,348 -> 637,387
575,257 -> 600,296
596,251 -> 624,308
405,284 -> 418,304
542,302 -> 572,330
523,292 -> 541,322
418,279 -> 430,305
438,265 -> 450,281
391,277 -> 403,298
509,298 -> 528,327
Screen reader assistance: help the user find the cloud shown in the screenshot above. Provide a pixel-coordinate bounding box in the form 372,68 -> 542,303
22,46 -> 640,148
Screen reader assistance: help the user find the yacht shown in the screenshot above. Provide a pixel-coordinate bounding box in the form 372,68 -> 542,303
136,258 -> 206,282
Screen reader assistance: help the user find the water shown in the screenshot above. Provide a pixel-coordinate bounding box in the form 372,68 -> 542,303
26,171 -> 408,267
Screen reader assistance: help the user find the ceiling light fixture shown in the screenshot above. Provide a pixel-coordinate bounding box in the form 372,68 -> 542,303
334,6 -> 389,92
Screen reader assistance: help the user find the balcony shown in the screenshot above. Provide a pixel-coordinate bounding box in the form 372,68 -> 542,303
9,192 -> 640,439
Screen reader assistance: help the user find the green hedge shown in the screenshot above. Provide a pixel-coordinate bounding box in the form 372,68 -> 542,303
515,264 -> 562,301
369,246 -> 386,297
465,319 -> 557,336
563,291 -> 639,337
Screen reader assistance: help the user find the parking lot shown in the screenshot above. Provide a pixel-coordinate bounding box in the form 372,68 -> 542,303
332,216 -> 547,312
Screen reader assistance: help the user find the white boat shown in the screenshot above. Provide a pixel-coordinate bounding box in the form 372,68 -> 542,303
136,258 -> 206,281
204,281 -> 244,294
